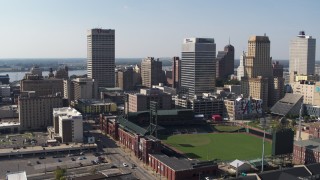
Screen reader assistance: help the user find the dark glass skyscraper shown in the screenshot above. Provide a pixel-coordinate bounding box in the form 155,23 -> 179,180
216,44 -> 235,80
87,28 -> 115,88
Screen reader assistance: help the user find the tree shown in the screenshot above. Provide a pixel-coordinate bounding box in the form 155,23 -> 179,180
54,166 -> 66,180
90,167 -> 97,175
291,119 -> 297,127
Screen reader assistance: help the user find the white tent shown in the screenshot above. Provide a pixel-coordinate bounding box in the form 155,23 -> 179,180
230,159 -> 251,172
7,171 -> 27,180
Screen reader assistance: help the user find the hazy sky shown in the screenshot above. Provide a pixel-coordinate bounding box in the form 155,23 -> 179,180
0,0 -> 319,60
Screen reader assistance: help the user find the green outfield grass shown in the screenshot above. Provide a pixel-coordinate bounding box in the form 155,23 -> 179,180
163,133 -> 271,161
213,125 -> 243,132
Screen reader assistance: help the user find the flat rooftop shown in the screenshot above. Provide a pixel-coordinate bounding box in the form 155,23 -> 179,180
294,138 -> 320,152
53,107 -> 82,118
149,153 -> 216,171
0,143 -> 97,157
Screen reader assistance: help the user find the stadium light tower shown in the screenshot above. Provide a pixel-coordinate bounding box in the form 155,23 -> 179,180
260,113 -> 270,172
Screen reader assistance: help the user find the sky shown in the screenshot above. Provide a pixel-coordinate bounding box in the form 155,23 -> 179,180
0,0 -> 319,60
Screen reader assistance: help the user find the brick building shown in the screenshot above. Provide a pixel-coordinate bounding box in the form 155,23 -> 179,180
293,139 -> 320,164
309,122 -> 320,139
149,154 -> 217,180
99,115 -> 218,179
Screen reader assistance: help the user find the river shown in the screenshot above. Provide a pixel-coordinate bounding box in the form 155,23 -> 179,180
0,70 -> 87,82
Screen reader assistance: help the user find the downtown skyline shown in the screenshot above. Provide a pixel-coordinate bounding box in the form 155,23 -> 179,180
0,0 -> 319,60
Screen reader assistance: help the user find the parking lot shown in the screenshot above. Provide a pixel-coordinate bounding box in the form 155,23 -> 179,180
0,132 -> 48,149
0,151 -> 105,178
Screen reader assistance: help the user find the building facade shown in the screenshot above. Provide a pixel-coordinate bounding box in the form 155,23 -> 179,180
216,44 -> 235,80
241,76 -> 269,110
18,91 -> 63,131
224,97 -> 263,120
52,107 -> 83,143
241,35 -> 274,108
172,56 -> 181,89
289,31 -> 316,76
291,81 -> 320,106
141,57 -> 163,88
0,84 -> 10,97
181,38 -> 216,98
55,66 -> 69,79
293,139 -> 320,164
117,66 -> 134,91
174,94 -> 224,118
126,88 -> 172,113
272,61 -> 284,78
74,99 -> 117,115
237,51 -> 246,81
21,76 -> 64,97
0,74 -> 9,84
87,28 -> 115,88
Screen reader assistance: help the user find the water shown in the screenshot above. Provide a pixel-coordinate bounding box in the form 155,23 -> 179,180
0,70 -> 87,82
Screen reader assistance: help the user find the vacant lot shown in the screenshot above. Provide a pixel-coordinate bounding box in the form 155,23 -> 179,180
163,133 -> 271,161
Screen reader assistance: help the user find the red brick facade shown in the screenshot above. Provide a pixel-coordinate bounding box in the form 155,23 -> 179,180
99,114 -> 217,180
293,144 -> 320,164
149,154 -> 217,180
309,123 -> 320,139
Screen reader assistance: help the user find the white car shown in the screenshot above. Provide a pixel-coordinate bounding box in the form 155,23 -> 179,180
123,163 -> 128,167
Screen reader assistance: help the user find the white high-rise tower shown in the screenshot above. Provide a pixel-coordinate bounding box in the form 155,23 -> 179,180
289,31 -> 316,75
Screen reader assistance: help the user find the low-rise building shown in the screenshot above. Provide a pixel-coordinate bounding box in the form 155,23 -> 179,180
74,99 -> 117,115
293,138 -> 320,164
174,94 -> 224,118
49,107 -> 83,143
224,97 -> 263,120
149,153 -> 217,180
0,84 -> 10,97
271,93 -> 303,116
126,88 -> 172,113
291,81 -> 320,106
64,78 -> 98,102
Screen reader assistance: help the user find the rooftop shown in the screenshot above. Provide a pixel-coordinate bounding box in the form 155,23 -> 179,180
77,99 -> 115,105
149,153 -> 216,171
248,35 -> 270,42
53,107 -> 82,118
294,138 -> 320,151
6,171 -> 27,180
117,117 -> 148,135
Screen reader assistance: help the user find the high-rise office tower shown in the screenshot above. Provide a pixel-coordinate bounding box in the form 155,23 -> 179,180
245,35 -> 273,78
241,35 -> 274,109
141,57 -> 163,88
117,66 -> 134,91
87,28 -> 115,88
172,57 -> 181,89
289,31 -> 316,75
272,61 -> 284,78
216,44 -> 235,80
181,38 -> 216,98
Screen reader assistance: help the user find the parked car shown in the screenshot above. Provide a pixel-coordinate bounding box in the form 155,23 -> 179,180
71,157 -> 76,161
123,163 -> 128,167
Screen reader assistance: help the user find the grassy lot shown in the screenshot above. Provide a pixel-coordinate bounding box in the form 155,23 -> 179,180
213,125 -> 243,132
163,133 -> 271,161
